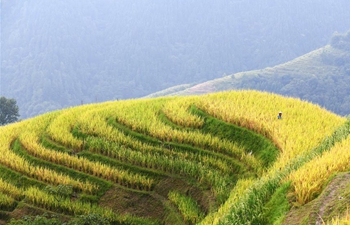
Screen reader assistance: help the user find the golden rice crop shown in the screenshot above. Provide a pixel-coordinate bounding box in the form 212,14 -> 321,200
288,135 -> 350,205
195,90 -> 345,170
47,109 -> 84,149
0,117 -> 96,193
106,98 -> 262,173
24,186 -> 116,219
0,192 -> 15,208
19,112 -> 153,191
162,97 -> 204,128
0,178 -> 23,200
75,104 -> 235,173
1,90 -> 346,225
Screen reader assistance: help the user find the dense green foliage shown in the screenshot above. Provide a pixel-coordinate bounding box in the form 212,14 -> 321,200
0,97 -> 20,125
2,0 -> 350,118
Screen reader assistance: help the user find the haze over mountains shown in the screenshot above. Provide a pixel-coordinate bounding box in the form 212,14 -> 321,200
1,0 -> 350,118
148,31 -> 350,116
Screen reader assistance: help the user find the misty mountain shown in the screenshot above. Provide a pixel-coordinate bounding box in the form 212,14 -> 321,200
148,31 -> 350,116
2,0 -> 350,118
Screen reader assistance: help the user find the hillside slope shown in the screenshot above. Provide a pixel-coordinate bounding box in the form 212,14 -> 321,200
1,91 -> 349,224
147,32 -> 350,116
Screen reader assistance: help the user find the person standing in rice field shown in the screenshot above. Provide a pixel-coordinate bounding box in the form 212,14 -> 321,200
278,111 -> 282,119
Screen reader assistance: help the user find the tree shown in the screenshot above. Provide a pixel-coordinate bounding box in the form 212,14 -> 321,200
0,96 -> 20,125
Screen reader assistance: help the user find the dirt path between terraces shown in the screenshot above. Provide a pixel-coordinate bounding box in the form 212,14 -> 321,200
283,172 -> 350,225
314,173 -> 350,225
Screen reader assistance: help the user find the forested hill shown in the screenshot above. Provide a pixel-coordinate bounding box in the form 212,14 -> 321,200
2,0 -> 350,118
147,31 -> 350,116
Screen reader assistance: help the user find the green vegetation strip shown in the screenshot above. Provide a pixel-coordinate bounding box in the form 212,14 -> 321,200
0,192 -> 16,211
74,121 -> 236,181
11,139 -> 111,198
78,151 -> 164,184
74,122 -> 236,204
41,135 -> 72,154
158,111 -> 246,159
168,191 -> 205,225
0,164 -> 46,189
107,117 -> 246,175
262,181 -> 291,225
189,105 -> 279,168
219,117 -> 350,225
41,134 -> 163,190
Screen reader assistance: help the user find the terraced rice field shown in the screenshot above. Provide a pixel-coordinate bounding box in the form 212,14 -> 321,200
0,90 -> 349,225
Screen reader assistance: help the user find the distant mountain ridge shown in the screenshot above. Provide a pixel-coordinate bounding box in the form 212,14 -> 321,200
147,32 -> 350,116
